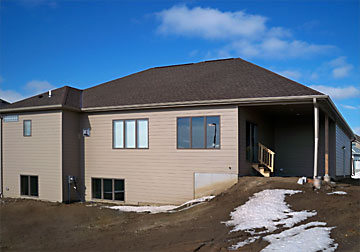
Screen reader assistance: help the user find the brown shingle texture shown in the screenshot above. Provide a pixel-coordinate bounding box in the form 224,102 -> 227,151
82,58 -> 322,108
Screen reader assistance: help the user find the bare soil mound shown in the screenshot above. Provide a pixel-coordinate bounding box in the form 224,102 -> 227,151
1,177 -> 359,251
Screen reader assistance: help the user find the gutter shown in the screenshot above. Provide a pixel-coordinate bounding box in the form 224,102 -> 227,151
0,104 -> 81,113
81,95 -> 328,112
324,96 -> 355,140
0,94 -> 353,139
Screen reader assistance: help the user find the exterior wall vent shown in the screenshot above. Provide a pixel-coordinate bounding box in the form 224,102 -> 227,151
83,128 -> 90,137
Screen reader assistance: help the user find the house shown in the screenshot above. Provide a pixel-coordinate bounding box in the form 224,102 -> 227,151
0,58 -> 355,204
352,135 -> 360,179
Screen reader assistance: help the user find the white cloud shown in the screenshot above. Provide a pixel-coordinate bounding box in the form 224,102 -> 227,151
354,127 -> 360,135
0,80 -> 55,103
341,104 -> 358,110
277,70 -> 302,80
0,88 -> 24,103
309,85 -> 360,100
332,65 -> 353,78
227,38 -> 333,59
157,6 -> 267,40
156,5 -> 335,60
328,56 -> 353,78
25,80 -> 55,94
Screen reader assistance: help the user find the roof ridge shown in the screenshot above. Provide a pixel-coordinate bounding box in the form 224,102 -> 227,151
152,58 -> 237,69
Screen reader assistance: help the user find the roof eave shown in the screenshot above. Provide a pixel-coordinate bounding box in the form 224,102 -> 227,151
0,104 -> 81,113
323,96 -> 355,140
81,95 -> 327,112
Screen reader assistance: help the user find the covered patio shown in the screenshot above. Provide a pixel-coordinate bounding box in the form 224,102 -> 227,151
238,98 -> 352,179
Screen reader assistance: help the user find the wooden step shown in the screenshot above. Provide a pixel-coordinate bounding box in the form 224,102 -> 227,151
252,163 -> 271,177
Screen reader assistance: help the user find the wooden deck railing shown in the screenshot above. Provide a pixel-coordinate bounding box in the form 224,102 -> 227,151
258,143 -> 275,173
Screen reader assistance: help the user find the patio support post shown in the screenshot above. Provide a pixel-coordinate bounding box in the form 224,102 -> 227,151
324,113 -> 330,182
313,98 -> 321,188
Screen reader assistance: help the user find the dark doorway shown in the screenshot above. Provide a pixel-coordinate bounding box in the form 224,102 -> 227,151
246,121 -> 258,163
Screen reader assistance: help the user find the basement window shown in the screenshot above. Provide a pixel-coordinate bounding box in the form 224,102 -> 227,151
92,178 -> 125,201
20,175 -> 38,197
23,120 -> 32,136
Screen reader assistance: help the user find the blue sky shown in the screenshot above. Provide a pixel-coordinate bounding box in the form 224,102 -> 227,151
0,0 -> 359,134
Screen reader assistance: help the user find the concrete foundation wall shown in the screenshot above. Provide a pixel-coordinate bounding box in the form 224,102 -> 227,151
194,172 -> 238,198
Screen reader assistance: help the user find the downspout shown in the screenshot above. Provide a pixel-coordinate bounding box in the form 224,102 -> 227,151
324,114 -> 330,182
313,98 -> 321,189
342,146 -> 346,177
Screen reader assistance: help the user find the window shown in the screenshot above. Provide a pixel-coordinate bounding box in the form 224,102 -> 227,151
23,120 -> 32,136
177,117 -> 190,148
177,116 -> 220,149
113,119 -> 148,149
3,115 -> 18,122
20,175 -> 38,197
91,178 -> 125,201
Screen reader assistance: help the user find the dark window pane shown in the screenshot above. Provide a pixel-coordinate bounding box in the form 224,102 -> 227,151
92,178 -> 102,199
115,192 -> 124,201
192,117 -> 205,148
114,180 -> 124,201
103,179 -> 113,200
206,116 -> 220,149
20,175 -> 28,195
30,176 -> 38,196
177,117 -> 190,148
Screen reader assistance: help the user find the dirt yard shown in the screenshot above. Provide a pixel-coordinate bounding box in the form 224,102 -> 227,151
1,177 -> 359,251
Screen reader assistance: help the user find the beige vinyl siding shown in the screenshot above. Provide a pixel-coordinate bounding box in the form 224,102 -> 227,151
3,111 -> 62,202
62,111 -> 81,202
83,105 -> 238,205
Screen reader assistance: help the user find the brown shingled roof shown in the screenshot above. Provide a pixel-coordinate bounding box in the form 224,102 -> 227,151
0,99 -> 10,108
82,58 -> 322,108
1,58 -> 323,111
3,86 -> 82,110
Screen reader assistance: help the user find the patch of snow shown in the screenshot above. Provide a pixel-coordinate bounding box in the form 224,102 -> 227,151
262,222 -> 338,252
297,177 -> 307,185
327,191 -> 347,195
352,173 -> 360,179
108,205 -> 176,214
224,189 -> 337,251
106,195 -> 215,214
224,189 -> 316,233
229,236 -> 260,250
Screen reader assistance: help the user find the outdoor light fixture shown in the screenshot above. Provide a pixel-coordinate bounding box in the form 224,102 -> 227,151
208,123 -> 217,148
